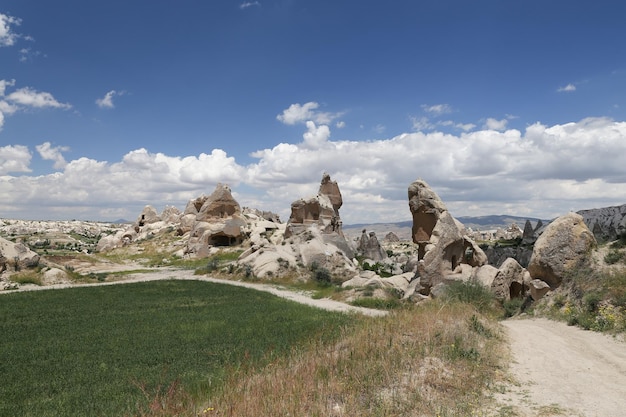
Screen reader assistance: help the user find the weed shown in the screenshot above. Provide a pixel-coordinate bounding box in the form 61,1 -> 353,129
9,270 -> 43,286
350,297 -> 402,310
604,249 -> 624,265
468,314 -> 494,338
502,297 -> 525,318
443,280 -> 499,316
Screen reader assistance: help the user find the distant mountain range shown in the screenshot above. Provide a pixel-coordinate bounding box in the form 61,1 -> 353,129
343,215 -> 549,241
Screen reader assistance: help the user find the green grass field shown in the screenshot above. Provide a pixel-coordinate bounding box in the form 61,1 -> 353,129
0,280 -> 352,417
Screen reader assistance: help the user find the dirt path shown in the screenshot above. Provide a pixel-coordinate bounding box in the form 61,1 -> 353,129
2,269 -> 387,317
494,317 -> 626,417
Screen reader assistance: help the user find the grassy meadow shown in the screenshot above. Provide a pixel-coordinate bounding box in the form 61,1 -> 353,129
0,280 -> 351,417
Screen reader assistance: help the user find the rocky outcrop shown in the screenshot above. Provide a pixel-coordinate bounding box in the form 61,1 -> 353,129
577,203 -> 626,242
357,230 -> 387,261
186,184 -> 247,256
0,236 -> 40,273
238,174 -> 356,280
522,219 -> 543,244
483,245 -> 533,268
490,257 -> 530,301
136,205 -> 161,226
384,232 -> 400,243
527,212 -> 597,289
408,179 -> 487,294
285,173 -> 344,238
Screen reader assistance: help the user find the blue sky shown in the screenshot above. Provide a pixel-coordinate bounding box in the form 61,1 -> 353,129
1,0 -> 626,224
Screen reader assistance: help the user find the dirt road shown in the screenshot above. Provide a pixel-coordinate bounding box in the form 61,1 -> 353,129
495,318 -> 626,417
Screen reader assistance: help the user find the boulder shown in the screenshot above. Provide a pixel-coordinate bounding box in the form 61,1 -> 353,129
160,206 -> 182,223
136,205 -> 160,226
42,267 -> 71,285
529,279 -> 551,301
472,264 -> 499,288
0,236 -> 40,272
527,212 -> 597,288
491,257 -> 528,301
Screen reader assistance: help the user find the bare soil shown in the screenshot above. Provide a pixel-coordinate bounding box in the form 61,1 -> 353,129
493,317 -> 626,417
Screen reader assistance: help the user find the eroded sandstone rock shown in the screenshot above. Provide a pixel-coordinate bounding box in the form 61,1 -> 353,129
186,184 -> 247,256
408,179 -> 487,294
357,230 -> 387,261
285,173 -> 344,238
0,236 -> 40,273
527,212 -> 597,288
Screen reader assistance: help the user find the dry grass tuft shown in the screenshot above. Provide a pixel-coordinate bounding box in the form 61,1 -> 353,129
195,301 -> 506,417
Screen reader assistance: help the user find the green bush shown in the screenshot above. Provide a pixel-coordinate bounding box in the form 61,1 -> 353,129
583,291 -> 603,313
604,249 -> 624,265
310,262 -> 332,286
502,297 -> 525,318
443,280 -> 497,315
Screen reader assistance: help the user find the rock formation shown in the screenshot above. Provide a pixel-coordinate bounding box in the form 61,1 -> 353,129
527,212 -> 597,289
136,205 -> 161,226
0,236 -> 40,273
357,230 -> 387,261
490,257 -> 530,301
238,174 -> 355,280
285,173 -> 344,238
577,203 -> 626,242
186,184 -> 247,256
408,179 -> 487,294
520,219 -> 543,245
383,232 -> 400,243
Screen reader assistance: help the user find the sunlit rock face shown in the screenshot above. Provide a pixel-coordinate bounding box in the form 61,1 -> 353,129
285,173 -> 344,238
238,173 -> 356,280
577,203 -> 626,242
528,212 -> 597,289
408,179 -> 487,294
186,184 -> 247,256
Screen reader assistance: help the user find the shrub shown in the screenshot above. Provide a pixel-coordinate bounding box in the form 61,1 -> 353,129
310,262 -> 332,286
502,297 -> 525,318
443,280 -> 498,315
604,249 -> 624,265
583,291 -> 603,313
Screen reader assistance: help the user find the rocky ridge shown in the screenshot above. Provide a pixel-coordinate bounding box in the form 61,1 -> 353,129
0,175 -> 614,310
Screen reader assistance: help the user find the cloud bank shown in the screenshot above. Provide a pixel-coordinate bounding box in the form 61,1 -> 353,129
1,113 -> 625,223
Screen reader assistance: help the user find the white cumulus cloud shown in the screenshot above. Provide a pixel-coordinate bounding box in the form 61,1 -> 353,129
277,102 -> 343,125
0,79 -> 71,130
36,142 -> 70,170
6,87 -> 71,109
483,117 -> 508,131
421,103 -> 452,115
0,13 -> 21,47
1,117 -> 626,223
96,90 -> 125,109
558,83 -> 576,92
0,144 -> 32,174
